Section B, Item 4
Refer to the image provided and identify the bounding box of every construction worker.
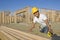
[29,7,53,37]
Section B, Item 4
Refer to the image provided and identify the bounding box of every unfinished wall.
[0,7,60,24]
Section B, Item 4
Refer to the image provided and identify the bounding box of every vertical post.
[47,10,52,22]
[10,14,11,24]
[8,15,10,24]
[2,11,5,24]
[52,10,56,22]
[14,13,17,23]
[27,11,30,23]
[26,7,31,24]
[0,12,1,24]
[58,12,60,22]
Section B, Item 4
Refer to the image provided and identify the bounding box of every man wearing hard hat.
[29,7,53,37]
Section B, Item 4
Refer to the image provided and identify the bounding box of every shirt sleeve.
[42,14,48,20]
[33,17,37,23]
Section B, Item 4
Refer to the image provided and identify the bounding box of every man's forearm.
[47,24,51,30]
[44,19,52,31]
[30,26,35,31]
[29,23,35,31]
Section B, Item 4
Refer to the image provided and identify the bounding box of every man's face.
[33,11,39,18]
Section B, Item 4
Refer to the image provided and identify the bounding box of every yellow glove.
[47,32,52,37]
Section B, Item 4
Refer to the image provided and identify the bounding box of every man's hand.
[28,23,35,32]
[28,26,35,32]
[44,19,53,33]
[48,25,53,33]
[49,28,53,33]
[29,29,32,32]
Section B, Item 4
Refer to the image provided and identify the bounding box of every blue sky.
[0,0,60,12]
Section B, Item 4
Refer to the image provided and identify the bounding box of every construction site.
[0,7,60,24]
[0,7,60,40]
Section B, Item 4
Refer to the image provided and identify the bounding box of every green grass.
[2,22,60,38]
[51,22,60,35]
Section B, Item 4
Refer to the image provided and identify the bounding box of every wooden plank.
[1,26,49,40]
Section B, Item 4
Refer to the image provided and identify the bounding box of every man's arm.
[29,22,35,32]
[44,19,53,32]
